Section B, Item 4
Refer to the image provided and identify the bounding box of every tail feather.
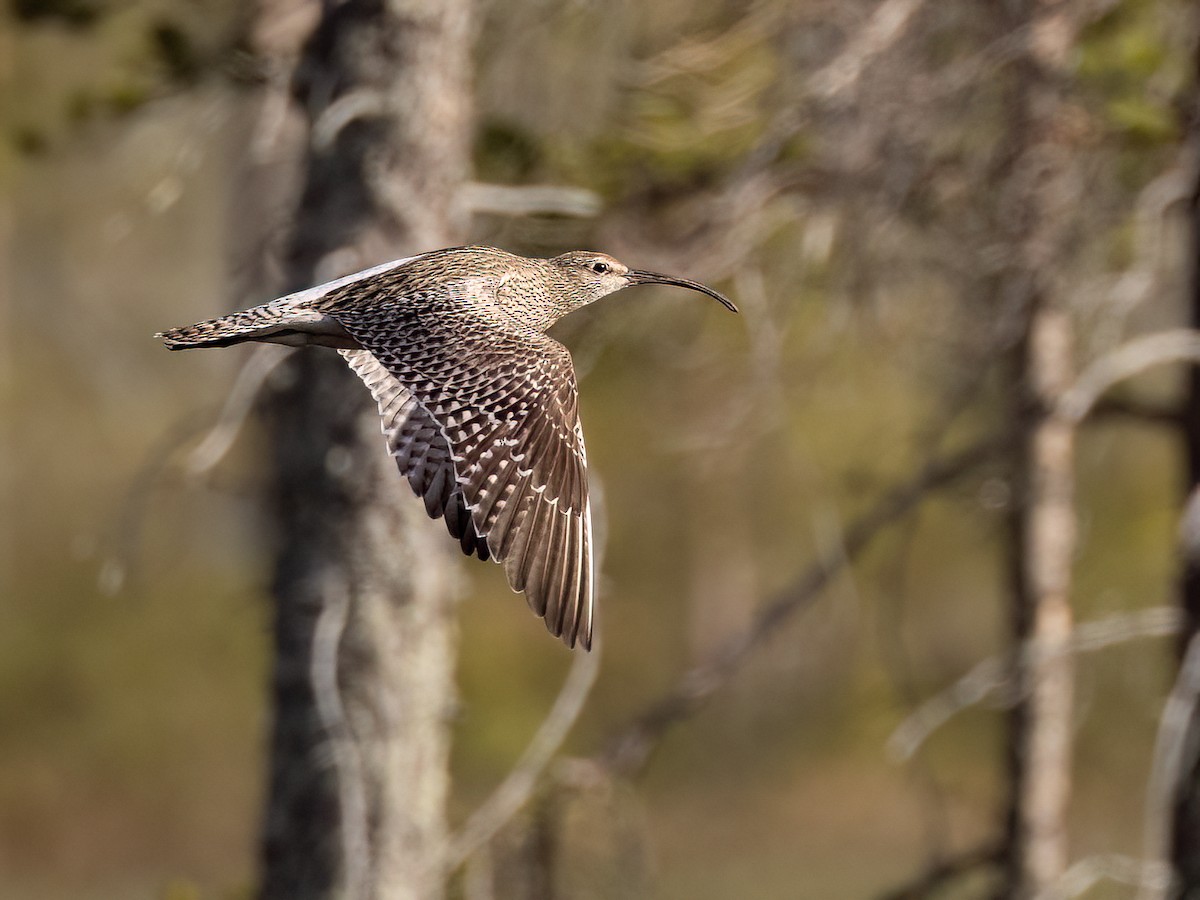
[156,318,264,350]
[157,300,357,350]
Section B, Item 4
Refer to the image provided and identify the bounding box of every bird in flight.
[158,246,737,650]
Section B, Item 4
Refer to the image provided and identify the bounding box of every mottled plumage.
[158,246,737,649]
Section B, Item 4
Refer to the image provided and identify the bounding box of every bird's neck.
[494,270,570,332]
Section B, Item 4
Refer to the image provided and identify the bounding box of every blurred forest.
[4,0,1200,898]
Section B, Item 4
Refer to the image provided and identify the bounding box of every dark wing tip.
[572,620,593,652]
[550,601,591,651]
[493,506,593,651]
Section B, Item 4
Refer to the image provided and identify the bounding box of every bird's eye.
[590,261,611,274]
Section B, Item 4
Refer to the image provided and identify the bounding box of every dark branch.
[1088,396,1186,429]
[877,841,1005,900]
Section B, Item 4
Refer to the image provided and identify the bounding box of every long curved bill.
[628,270,739,313]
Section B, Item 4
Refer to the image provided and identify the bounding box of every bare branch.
[1087,396,1185,428]
[809,0,927,101]
[311,580,371,900]
[251,56,302,163]
[104,416,213,596]
[887,607,1184,763]
[1085,155,1196,353]
[1060,329,1200,424]
[602,434,1004,777]
[445,631,603,870]
[1040,853,1172,900]
[106,346,293,595]
[312,88,388,151]
[186,345,296,478]
[877,841,1004,900]
[460,182,602,219]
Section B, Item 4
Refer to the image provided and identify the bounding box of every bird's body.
[159,246,736,649]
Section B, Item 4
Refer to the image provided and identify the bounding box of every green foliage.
[5,0,242,155]
[1105,96,1178,144]
[1077,0,1189,149]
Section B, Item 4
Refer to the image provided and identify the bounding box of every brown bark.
[253,2,475,898]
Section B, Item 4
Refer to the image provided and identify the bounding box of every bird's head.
[548,251,738,314]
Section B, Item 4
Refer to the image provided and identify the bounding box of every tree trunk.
[1170,97,1200,897]
[254,2,475,898]
[1006,308,1077,896]
[999,3,1082,896]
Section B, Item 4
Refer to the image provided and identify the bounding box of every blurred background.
[3,0,1200,897]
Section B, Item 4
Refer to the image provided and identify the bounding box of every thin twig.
[108,346,293,593]
[446,502,609,872]
[809,0,927,100]
[1088,396,1185,428]
[251,56,300,163]
[460,182,602,219]
[1085,154,1196,354]
[887,607,1184,763]
[312,579,371,900]
[602,434,1004,777]
[104,416,213,596]
[312,88,388,150]
[186,345,295,477]
[877,841,1004,900]
[735,0,929,177]
[1060,329,1200,424]
[445,632,603,870]
[1039,853,1172,900]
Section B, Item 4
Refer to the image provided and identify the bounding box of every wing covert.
[333,295,594,650]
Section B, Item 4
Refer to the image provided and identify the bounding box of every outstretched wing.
[339,349,490,562]
[332,300,594,650]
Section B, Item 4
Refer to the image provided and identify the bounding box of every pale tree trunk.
[250,2,476,898]
[999,2,1083,896]
[1007,309,1076,896]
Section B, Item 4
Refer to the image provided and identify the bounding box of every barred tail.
[156,300,356,351]
[156,315,264,350]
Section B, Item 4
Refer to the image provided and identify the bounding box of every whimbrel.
[158,246,737,649]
